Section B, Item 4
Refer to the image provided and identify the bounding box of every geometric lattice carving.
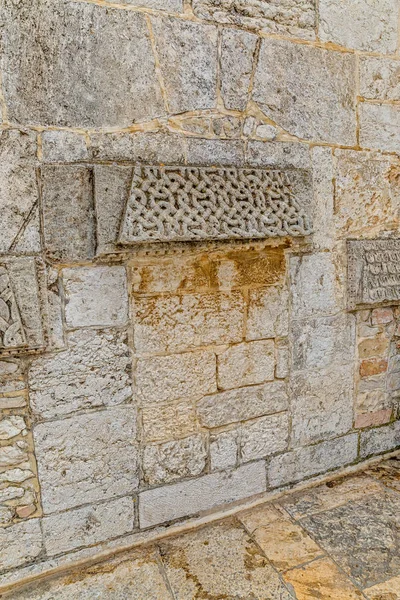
[0,266,27,349]
[118,166,312,244]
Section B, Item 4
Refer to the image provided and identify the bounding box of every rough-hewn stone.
[247,286,289,340]
[220,29,257,111]
[122,0,183,9]
[142,435,207,485]
[359,104,400,154]
[0,416,26,440]
[360,421,400,458]
[246,141,310,170]
[141,399,197,443]
[90,132,186,163]
[210,430,238,471]
[253,40,356,144]
[0,519,42,571]
[41,131,88,163]
[360,58,400,102]
[218,340,275,390]
[241,413,289,462]
[290,253,340,319]
[0,443,28,468]
[311,146,334,250]
[186,139,245,166]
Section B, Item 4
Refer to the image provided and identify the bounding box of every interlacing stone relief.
[0,267,26,351]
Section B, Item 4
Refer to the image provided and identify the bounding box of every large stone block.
[133,291,245,353]
[253,40,356,145]
[220,28,257,111]
[0,519,42,571]
[240,413,289,462]
[90,132,186,163]
[197,381,288,428]
[139,461,266,527]
[210,430,238,471]
[359,103,400,154]
[141,399,197,443]
[151,17,217,113]
[360,421,400,458]
[121,0,183,9]
[247,286,289,340]
[319,0,399,53]
[360,57,400,102]
[311,146,334,250]
[268,434,358,487]
[217,341,275,390]
[41,131,88,163]
[63,266,128,328]
[29,329,132,419]
[0,0,164,127]
[186,139,245,167]
[142,435,207,486]
[34,407,138,513]
[246,141,310,170]
[136,351,217,404]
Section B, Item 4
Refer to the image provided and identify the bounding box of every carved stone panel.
[118,166,312,245]
[348,239,400,309]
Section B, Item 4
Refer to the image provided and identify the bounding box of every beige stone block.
[355,409,392,429]
[63,266,128,328]
[0,519,42,571]
[142,435,207,486]
[365,575,400,600]
[0,442,28,468]
[41,131,88,163]
[358,336,389,359]
[360,103,400,154]
[130,255,211,295]
[210,248,286,291]
[136,351,216,404]
[0,416,26,440]
[247,286,288,340]
[210,430,238,471]
[218,341,275,390]
[220,28,257,111]
[240,413,289,462]
[141,399,197,443]
[360,57,400,101]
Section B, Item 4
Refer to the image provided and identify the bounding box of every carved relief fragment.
[0,267,26,350]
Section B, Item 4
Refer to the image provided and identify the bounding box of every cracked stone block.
[217,341,275,390]
[29,329,132,419]
[0,130,39,254]
[247,286,289,340]
[319,0,398,53]
[360,421,400,458]
[34,407,138,512]
[42,497,134,555]
[253,40,356,145]
[151,17,217,113]
[136,351,217,405]
[220,28,257,111]
[141,399,197,443]
[359,103,400,154]
[41,165,95,262]
[142,435,207,486]
[0,0,165,127]
[210,430,238,471]
[133,291,245,353]
[41,131,88,163]
[241,413,289,462]
[360,57,400,101]
[63,266,128,328]
[0,519,42,571]
[90,132,186,163]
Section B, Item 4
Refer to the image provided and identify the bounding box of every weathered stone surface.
[141,399,197,443]
[133,291,245,353]
[29,329,132,419]
[63,266,128,328]
[246,141,310,170]
[0,416,26,440]
[90,132,186,163]
[151,17,217,113]
[143,435,207,485]
[290,366,354,446]
[186,139,245,166]
[0,507,13,524]
[139,461,266,527]
[136,351,216,404]
[311,146,334,250]
[192,0,316,39]
[365,576,400,600]
[360,57,400,101]
[210,248,286,290]
[0,519,42,571]
[359,103,400,154]
[197,381,288,428]
[34,407,138,512]
[0,442,28,468]
[268,434,358,487]
[253,40,356,144]
[290,253,340,319]
[0,468,34,484]
[276,341,289,379]
[247,286,289,340]
[360,421,400,458]
[0,0,164,127]
[218,341,275,390]
[0,486,24,502]
[41,165,95,262]
[41,131,88,163]
[319,0,399,52]
[122,0,183,9]
[42,497,134,555]
[0,397,26,410]
[220,28,257,111]
[241,413,289,462]
[210,430,238,471]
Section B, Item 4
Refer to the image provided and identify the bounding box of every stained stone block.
[359,103,400,154]
[151,17,218,113]
[34,407,138,512]
[142,435,207,486]
[240,413,289,462]
[0,519,42,571]
[253,40,356,145]
[141,399,197,443]
[41,165,95,262]
[220,29,257,111]
[319,0,399,53]
[217,340,275,390]
[0,0,165,127]
[360,57,400,101]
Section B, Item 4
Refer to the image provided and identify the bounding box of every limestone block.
[142,435,207,486]
[241,413,289,462]
[41,165,95,262]
[29,329,132,419]
[268,434,358,487]
[0,442,28,468]
[319,0,398,53]
[211,116,242,138]
[290,366,354,446]
[121,0,183,9]
[290,253,340,319]
[360,57,400,101]
[151,17,217,113]
[210,248,286,291]
[197,381,288,428]
[253,40,356,145]
[186,139,245,166]
[0,416,26,440]
[210,430,238,471]
[276,341,289,379]
[133,291,245,353]
[246,141,310,170]
[43,497,134,555]
[360,421,400,458]
[0,0,164,127]
[192,0,316,40]
[90,132,186,163]
[136,351,216,404]
[130,256,210,295]
[141,399,197,443]
[139,461,266,527]
[34,407,138,512]
[359,104,400,154]
[0,507,13,525]
[41,131,88,163]
[255,125,278,141]
[0,468,34,484]
[311,146,334,250]
[0,130,39,254]
[247,286,289,340]
[0,519,42,571]
[218,341,275,390]
[63,266,128,328]
[0,486,24,502]
[220,28,257,111]
[333,150,400,238]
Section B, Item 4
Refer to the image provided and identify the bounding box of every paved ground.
[5,456,400,599]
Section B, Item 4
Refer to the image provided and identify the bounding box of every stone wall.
[0,0,400,585]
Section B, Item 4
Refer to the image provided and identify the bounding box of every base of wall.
[2,447,399,597]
